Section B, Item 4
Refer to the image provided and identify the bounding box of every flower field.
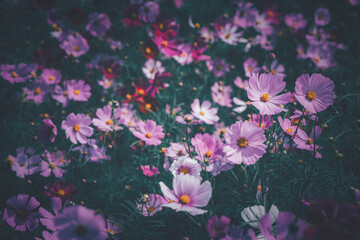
[0,0,360,239]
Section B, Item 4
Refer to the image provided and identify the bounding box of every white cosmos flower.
[241,204,279,228]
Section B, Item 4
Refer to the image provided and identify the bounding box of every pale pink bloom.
[191,98,219,125]
[132,120,165,146]
[244,58,261,78]
[217,23,242,45]
[92,105,123,132]
[142,59,165,80]
[138,194,164,216]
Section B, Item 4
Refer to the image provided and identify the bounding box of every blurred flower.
[40,150,67,178]
[159,174,212,216]
[72,139,110,162]
[211,82,232,107]
[169,156,202,178]
[132,120,165,146]
[7,147,41,178]
[247,73,291,115]
[39,197,62,231]
[206,58,230,78]
[173,44,193,65]
[139,1,159,23]
[191,98,220,125]
[44,180,76,201]
[66,79,91,102]
[223,120,267,165]
[51,81,70,107]
[277,116,297,136]
[141,40,159,59]
[61,113,94,144]
[86,13,111,37]
[106,217,124,240]
[234,76,248,90]
[217,23,242,45]
[263,60,286,78]
[3,194,41,232]
[142,59,165,79]
[294,73,336,114]
[60,33,89,57]
[232,97,247,113]
[315,8,330,26]
[138,194,164,216]
[243,58,260,78]
[41,68,61,85]
[39,118,57,144]
[23,80,50,104]
[206,215,231,239]
[53,205,107,240]
[141,165,160,177]
[97,76,113,90]
[123,3,142,27]
[241,204,279,229]
[1,63,36,84]
[233,1,257,28]
[285,13,307,30]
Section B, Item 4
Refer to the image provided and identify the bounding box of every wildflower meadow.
[1,0,360,239]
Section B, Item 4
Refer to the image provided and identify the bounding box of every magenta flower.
[141,165,160,177]
[41,68,61,84]
[234,76,249,90]
[191,133,223,172]
[39,197,62,231]
[285,13,307,30]
[23,80,50,104]
[211,81,232,107]
[294,126,322,158]
[152,34,182,57]
[315,8,330,26]
[251,114,273,129]
[72,139,110,162]
[206,215,231,239]
[39,118,57,144]
[1,63,36,84]
[223,120,267,165]
[294,73,336,114]
[247,73,291,115]
[40,150,67,178]
[139,1,159,23]
[7,147,41,178]
[3,194,41,232]
[60,33,89,57]
[169,156,202,178]
[132,120,165,146]
[159,174,212,216]
[278,116,297,136]
[243,58,261,78]
[191,98,219,125]
[66,79,91,102]
[86,13,111,37]
[138,194,164,216]
[61,113,94,144]
[53,205,107,240]
[173,44,193,66]
[92,105,123,132]
[52,81,70,107]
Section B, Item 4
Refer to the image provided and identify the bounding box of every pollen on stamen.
[161,41,168,47]
[145,132,152,138]
[204,150,212,158]
[145,47,151,54]
[180,167,190,175]
[306,91,316,100]
[145,103,151,109]
[73,45,79,51]
[106,119,113,125]
[237,137,248,148]
[179,194,190,204]
[73,124,81,132]
[57,189,65,196]
[199,111,205,116]
[48,76,54,81]
[260,93,270,102]
[11,72,18,78]
[74,89,80,95]
[286,128,293,133]
[35,87,42,95]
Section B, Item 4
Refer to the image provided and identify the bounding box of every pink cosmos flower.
[217,23,242,45]
[3,194,41,232]
[169,156,202,178]
[285,13,307,30]
[206,215,231,239]
[159,174,212,216]
[60,33,89,57]
[41,68,61,84]
[132,120,165,146]
[138,194,164,216]
[223,120,267,165]
[294,73,336,114]
[52,81,70,107]
[86,13,111,37]
[315,8,330,26]
[66,79,91,102]
[294,126,322,158]
[1,63,37,84]
[41,150,67,178]
[72,139,110,162]
[206,58,230,77]
[23,80,50,104]
[39,118,57,144]
[61,113,94,144]
[152,33,182,57]
[191,98,219,125]
[263,60,286,78]
[191,133,223,172]
[92,105,123,132]
[7,147,41,178]
[141,165,160,177]
[142,59,165,80]
[278,116,297,136]
[251,114,273,129]
[97,76,114,90]
[233,2,257,28]
[247,73,291,115]
[211,82,232,107]
[243,58,261,78]
[39,197,62,231]
[166,142,191,160]
[254,13,274,35]
[199,27,215,43]
[139,1,159,23]
[173,44,193,65]
[234,76,249,90]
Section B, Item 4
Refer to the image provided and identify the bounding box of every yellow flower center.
[73,45,79,51]
[126,94,132,100]
[177,150,185,156]
[57,189,65,196]
[247,66,252,72]
[145,47,151,54]
[106,119,113,125]
[292,22,297,27]
[260,93,270,102]
[180,167,190,175]
[270,69,275,75]
[73,124,81,132]
[74,89,80,95]
[107,229,114,235]
[161,41,168,47]
[64,91,68,96]
[286,128,293,133]
[148,206,155,213]
[49,76,54,81]
[159,23,164,30]
[258,123,265,128]
[195,23,200,28]
[138,89,145,95]
[150,68,155,73]
[237,137,248,148]
[257,185,262,191]
[306,138,313,145]
[35,87,42,95]
[145,132,152,138]
[107,68,112,73]
[199,111,205,116]
[225,33,230,39]
[180,194,190,204]
[50,163,55,169]
[306,91,316,100]
[7,157,14,165]
[11,72,18,78]
[145,103,151,109]
[204,150,212,158]
[314,57,320,62]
